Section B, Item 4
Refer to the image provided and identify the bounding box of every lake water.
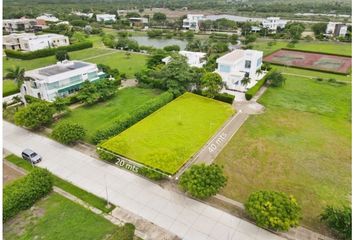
[129,36,188,50]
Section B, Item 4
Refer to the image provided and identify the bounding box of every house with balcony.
[162,51,207,68]
[96,14,116,22]
[182,14,205,31]
[3,18,37,33]
[325,22,348,37]
[261,17,287,33]
[3,33,35,50]
[21,60,106,102]
[215,49,264,92]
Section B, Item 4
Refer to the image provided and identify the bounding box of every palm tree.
[256,68,263,76]
[241,76,251,87]
[5,66,25,88]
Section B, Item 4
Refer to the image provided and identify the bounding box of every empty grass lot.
[4,193,118,240]
[252,39,352,56]
[215,75,351,233]
[3,79,19,97]
[102,92,235,174]
[57,87,161,142]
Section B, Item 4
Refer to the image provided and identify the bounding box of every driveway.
[3,121,283,240]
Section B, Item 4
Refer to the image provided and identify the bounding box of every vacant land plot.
[57,87,161,142]
[3,80,19,97]
[4,193,118,240]
[264,49,352,74]
[102,93,235,174]
[215,75,351,232]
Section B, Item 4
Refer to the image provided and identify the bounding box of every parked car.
[21,149,42,164]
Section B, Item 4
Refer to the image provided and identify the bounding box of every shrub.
[179,164,227,199]
[52,122,86,144]
[3,168,53,222]
[214,93,235,104]
[55,50,70,61]
[163,45,180,52]
[14,102,55,129]
[320,205,351,240]
[245,190,301,231]
[110,223,135,240]
[245,70,273,100]
[267,71,286,87]
[96,147,117,162]
[24,94,45,104]
[5,41,93,60]
[138,167,166,181]
[93,92,173,144]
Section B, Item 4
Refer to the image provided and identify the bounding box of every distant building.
[3,33,69,51]
[128,17,149,28]
[36,13,59,23]
[72,11,94,18]
[326,22,348,37]
[182,14,205,31]
[215,49,263,92]
[3,18,37,33]
[21,60,105,101]
[261,17,287,33]
[96,14,116,22]
[162,51,207,68]
[251,26,261,32]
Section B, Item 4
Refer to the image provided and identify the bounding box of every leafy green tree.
[5,66,25,88]
[70,31,87,43]
[52,97,70,113]
[266,71,286,87]
[312,22,327,38]
[190,67,206,91]
[55,50,70,62]
[52,122,86,144]
[77,81,100,104]
[147,50,168,69]
[201,72,223,98]
[286,23,305,41]
[126,12,140,18]
[245,190,301,231]
[163,45,180,52]
[244,33,257,44]
[14,102,55,130]
[95,79,117,101]
[321,205,351,240]
[152,12,166,22]
[179,164,227,199]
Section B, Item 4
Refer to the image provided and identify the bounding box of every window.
[219,64,231,73]
[46,81,59,90]
[37,93,41,99]
[245,60,251,69]
[257,57,262,67]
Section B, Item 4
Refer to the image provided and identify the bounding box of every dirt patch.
[3,162,24,185]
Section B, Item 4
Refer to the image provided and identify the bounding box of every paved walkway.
[3,121,283,240]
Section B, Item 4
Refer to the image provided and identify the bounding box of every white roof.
[179,51,206,58]
[217,49,262,64]
[21,33,67,41]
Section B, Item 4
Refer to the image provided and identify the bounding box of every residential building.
[72,11,94,18]
[3,33,69,51]
[36,13,59,23]
[128,17,149,28]
[326,22,348,37]
[251,26,261,32]
[21,60,105,101]
[182,14,205,31]
[215,49,263,92]
[96,14,116,22]
[162,51,207,68]
[261,17,287,32]
[3,18,37,33]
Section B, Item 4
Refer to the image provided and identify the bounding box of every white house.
[5,33,69,51]
[3,33,35,50]
[182,14,205,31]
[21,60,106,101]
[261,17,287,32]
[96,14,116,22]
[72,11,94,18]
[36,13,59,23]
[326,22,348,37]
[215,49,264,92]
[3,18,37,33]
[162,51,207,68]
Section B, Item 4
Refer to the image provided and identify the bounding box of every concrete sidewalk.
[3,121,284,240]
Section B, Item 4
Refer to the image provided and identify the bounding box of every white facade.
[162,51,207,68]
[3,18,37,33]
[262,17,287,32]
[326,22,348,37]
[182,14,205,31]
[96,14,116,22]
[15,34,69,51]
[21,61,105,102]
[72,11,94,18]
[215,49,263,92]
[3,33,35,50]
[36,13,59,23]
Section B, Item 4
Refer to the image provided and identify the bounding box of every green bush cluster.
[52,122,86,144]
[138,167,166,181]
[109,223,135,240]
[3,168,53,222]
[320,205,351,240]
[214,93,235,104]
[245,70,273,100]
[96,148,117,163]
[245,190,301,231]
[93,92,174,144]
[5,41,93,60]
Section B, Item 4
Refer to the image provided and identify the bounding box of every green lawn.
[252,39,352,56]
[3,79,19,97]
[102,92,235,174]
[57,87,161,142]
[215,75,351,233]
[4,193,118,240]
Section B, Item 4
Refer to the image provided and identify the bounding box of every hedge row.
[281,47,352,58]
[3,168,53,222]
[214,93,235,104]
[245,71,274,100]
[93,91,174,144]
[5,41,93,60]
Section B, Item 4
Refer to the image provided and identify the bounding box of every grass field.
[102,92,235,174]
[3,80,19,97]
[252,39,352,56]
[215,75,351,233]
[4,193,118,240]
[57,87,161,142]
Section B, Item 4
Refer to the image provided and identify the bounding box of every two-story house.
[182,14,205,31]
[261,17,287,33]
[21,60,106,101]
[215,49,263,92]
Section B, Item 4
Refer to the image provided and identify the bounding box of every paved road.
[3,121,283,240]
